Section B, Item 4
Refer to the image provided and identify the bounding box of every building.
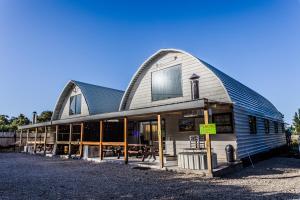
[18,49,285,170]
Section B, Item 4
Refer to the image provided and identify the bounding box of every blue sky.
[0,0,299,123]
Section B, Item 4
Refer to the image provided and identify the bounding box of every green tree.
[37,111,53,123]
[292,109,300,134]
[9,114,31,131]
[0,115,10,131]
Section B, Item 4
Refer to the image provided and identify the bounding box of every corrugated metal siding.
[233,105,285,159]
[123,52,230,110]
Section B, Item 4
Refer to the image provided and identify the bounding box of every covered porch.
[18,98,236,175]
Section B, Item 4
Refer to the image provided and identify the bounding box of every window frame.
[191,79,200,100]
[274,121,279,133]
[281,123,285,133]
[248,115,257,134]
[69,94,82,116]
[151,64,183,101]
[212,113,234,134]
[264,119,270,134]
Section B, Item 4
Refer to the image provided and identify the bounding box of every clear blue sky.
[0,0,299,123]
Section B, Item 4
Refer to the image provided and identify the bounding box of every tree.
[37,111,53,123]
[0,115,10,132]
[292,109,300,134]
[9,114,31,131]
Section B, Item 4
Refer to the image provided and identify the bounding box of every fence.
[0,132,16,148]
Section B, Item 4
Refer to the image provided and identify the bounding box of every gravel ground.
[0,153,299,200]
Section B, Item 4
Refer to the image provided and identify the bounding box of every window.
[179,118,195,132]
[191,79,199,100]
[151,65,183,101]
[249,116,257,134]
[281,123,285,133]
[274,121,278,133]
[212,113,233,134]
[264,119,270,134]
[69,94,81,115]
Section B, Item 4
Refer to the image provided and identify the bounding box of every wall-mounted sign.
[200,124,216,135]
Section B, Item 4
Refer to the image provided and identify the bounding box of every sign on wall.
[199,124,216,135]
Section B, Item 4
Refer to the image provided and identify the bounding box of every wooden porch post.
[99,120,104,160]
[55,125,59,143]
[26,129,29,146]
[20,129,23,147]
[124,117,128,164]
[68,124,73,157]
[43,126,47,155]
[34,127,38,153]
[204,109,213,175]
[53,125,59,156]
[79,123,84,158]
[157,114,164,168]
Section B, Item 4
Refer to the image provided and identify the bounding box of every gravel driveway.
[0,153,299,200]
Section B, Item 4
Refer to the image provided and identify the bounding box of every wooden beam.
[82,141,100,145]
[34,128,38,153]
[157,114,164,168]
[204,109,213,175]
[55,125,59,143]
[99,120,103,160]
[68,124,72,157]
[124,117,128,164]
[26,129,29,146]
[43,126,47,155]
[20,129,23,147]
[79,123,84,157]
[102,142,124,146]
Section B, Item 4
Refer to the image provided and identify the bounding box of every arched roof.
[52,80,124,120]
[119,49,282,120]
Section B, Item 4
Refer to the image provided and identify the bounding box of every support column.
[34,128,38,153]
[20,129,23,147]
[204,109,213,175]
[68,124,73,157]
[43,126,47,155]
[53,125,59,156]
[124,117,128,164]
[26,129,29,147]
[79,123,84,158]
[157,114,164,168]
[99,120,104,160]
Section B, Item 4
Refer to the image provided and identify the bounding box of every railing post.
[124,117,128,164]
[157,114,164,168]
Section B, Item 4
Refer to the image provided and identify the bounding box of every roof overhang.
[19,99,232,129]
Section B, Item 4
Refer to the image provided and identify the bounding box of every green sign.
[200,124,216,135]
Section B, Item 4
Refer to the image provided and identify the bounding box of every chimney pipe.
[32,111,37,124]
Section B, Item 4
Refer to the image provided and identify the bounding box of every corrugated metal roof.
[52,80,124,120]
[73,81,124,115]
[119,49,283,120]
[201,61,283,120]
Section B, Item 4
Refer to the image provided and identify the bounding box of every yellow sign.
[200,124,216,135]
